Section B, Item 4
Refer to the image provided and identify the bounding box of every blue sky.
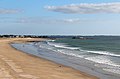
[0,0,120,35]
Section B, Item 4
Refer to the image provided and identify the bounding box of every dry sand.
[0,38,99,79]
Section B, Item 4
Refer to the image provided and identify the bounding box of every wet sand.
[0,38,98,79]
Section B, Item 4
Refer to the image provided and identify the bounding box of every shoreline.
[0,38,98,79]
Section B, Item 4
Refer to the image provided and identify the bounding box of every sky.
[0,0,120,35]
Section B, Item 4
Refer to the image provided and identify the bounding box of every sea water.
[11,36,120,79]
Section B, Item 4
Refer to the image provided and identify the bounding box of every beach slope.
[0,38,98,79]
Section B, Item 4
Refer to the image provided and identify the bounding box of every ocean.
[11,36,120,79]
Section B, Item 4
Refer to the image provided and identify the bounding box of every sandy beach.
[0,38,98,79]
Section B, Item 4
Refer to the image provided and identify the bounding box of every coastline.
[0,38,98,79]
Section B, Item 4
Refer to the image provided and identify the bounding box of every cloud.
[0,17,81,24]
[62,18,81,23]
[16,18,81,24]
[45,2,120,14]
[0,9,22,14]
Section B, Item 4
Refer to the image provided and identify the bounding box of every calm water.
[12,36,120,79]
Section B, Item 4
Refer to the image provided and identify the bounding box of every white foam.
[95,64,120,75]
[103,68,120,74]
[47,40,56,42]
[85,56,120,67]
[87,50,120,57]
[35,41,120,75]
[33,41,120,75]
[47,42,79,50]
[57,50,84,58]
